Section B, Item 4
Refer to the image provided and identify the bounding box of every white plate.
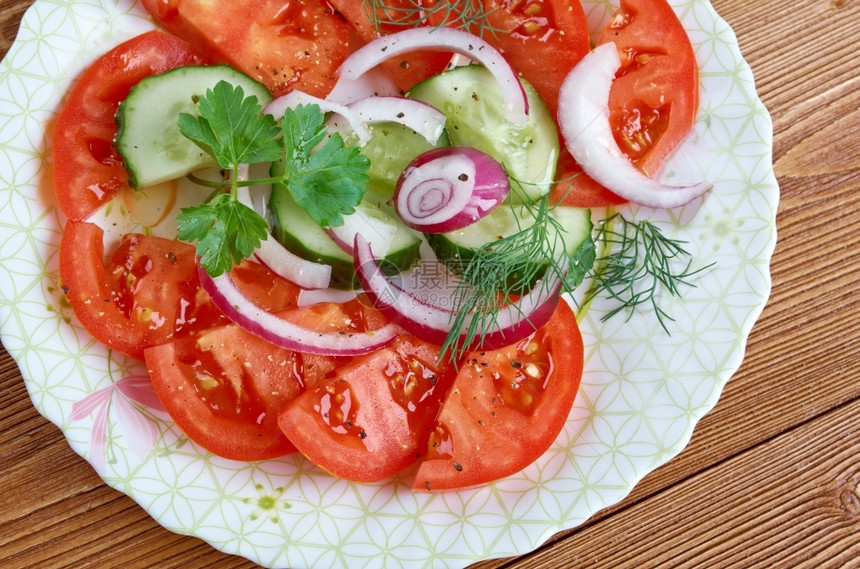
[0,1,778,567]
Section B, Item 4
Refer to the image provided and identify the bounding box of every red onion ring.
[336,27,529,126]
[199,265,401,356]
[346,96,447,145]
[557,42,712,209]
[252,236,332,290]
[393,146,509,233]
[235,186,332,289]
[353,234,564,352]
[265,90,372,145]
[323,205,398,257]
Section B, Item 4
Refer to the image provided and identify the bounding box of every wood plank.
[0,0,28,46]
[476,399,860,568]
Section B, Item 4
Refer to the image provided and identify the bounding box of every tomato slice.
[599,0,699,176]
[424,0,590,117]
[145,324,304,460]
[554,0,700,207]
[146,299,385,461]
[52,30,205,221]
[274,297,393,387]
[59,221,300,360]
[549,147,630,207]
[480,0,590,117]
[328,0,453,92]
[141,0,352,98]
[278,335,456,482]
[412,300,583,491]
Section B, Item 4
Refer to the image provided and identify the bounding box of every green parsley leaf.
[178,80,282,169]
[176,86,370,277]
[177,194,269,277]
[278,103,370,227]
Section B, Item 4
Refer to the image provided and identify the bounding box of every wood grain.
[2,0,860,567]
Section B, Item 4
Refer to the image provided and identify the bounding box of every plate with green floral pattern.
[0,0,777,567]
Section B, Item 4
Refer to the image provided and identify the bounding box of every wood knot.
[838,489,860,516]
[831,0,848,8]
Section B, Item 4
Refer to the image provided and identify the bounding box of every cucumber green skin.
[272,223,421,290]
[408,65,560,201]
[269,179,421,290]
[426,205,595,292]
[115,65,271,189]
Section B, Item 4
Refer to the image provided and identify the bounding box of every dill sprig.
[583,213,714,332]
[439,181,585,361]
[362,0,505,38]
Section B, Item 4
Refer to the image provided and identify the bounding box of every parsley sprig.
[176,81,370,276]
[278,102,372,227]
[178,81,283,168]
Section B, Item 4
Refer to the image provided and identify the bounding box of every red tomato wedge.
[278,335,457,482]
[52,30,204,221]
[140,0,352,98]
[59,222,300,361]
[554,0,700,207]
[413,300,583,492]
[550,148,629,208]
[145,300,389,461]
[478,0,590,117]
[145,324,305,460]
[425,0,590,117]
[599,0,700,176]
[273,297,393,386]
[328,0,453,92]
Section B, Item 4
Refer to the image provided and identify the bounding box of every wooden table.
[2,1,859,567]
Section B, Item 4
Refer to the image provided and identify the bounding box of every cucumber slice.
[362,123,450,191]
[408,65,559,201]
[426,203,594,290]
[269,183,422,289]
[334,121,450,195]
[115,65,272,189]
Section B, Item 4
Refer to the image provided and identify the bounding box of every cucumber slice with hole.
[115,65,272,189]
[408,64,559,201]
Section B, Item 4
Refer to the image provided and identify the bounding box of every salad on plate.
[0,0,778,567]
